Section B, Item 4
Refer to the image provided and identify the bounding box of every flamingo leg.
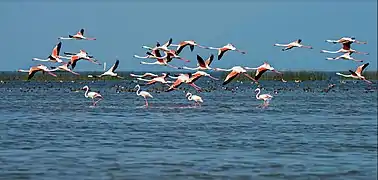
[144,97,148,107]
[94,97,103,106]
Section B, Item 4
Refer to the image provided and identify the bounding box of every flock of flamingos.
[17,29,373,107]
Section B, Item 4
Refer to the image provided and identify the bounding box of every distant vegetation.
[1,71,377,82]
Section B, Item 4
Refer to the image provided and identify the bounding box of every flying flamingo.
[130,73,159,78]
[142,38,172,52]
[32,42,64,63]
[64,51,95,58]
[18,64,57,80]
[336,63,372,84]
[96,59,123,78]
[58,29,96,40]
[140,53,182,69]
[321,42,369,55]
[165,50,191,62]
[207,43,246,60]
[135,84,153,107]
[170,40,209,54]
[50,62,80,75]
[166,73,202,92]
[82,85,103,106]
[137,73,173,85]
[326,52,363,62]
[326,37,367,44]
[213,66,257,85]
[186,92,203,106]
[255,88,273,107]
[62,50,101,69]
[244,62,286,82]
[183,54,214,71]
[189,71,219,83]
[274,39,313,51]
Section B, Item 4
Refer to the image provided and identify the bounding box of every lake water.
[0,79,377,180]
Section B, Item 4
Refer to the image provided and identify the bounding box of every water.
[0,79,377,180]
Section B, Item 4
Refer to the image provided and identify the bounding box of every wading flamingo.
[207,43,246,60]
[183,54,214,70]
[32,42,64,63]
[186,92,203,106]
[321,42,369,55]
[135,84,153,107]
[326,37,367,44]
[274,39,313,51]
[244,62,286,82]
[82,85,103,106]
[58,29,96,40]
[170,40,209,54]
[213,66,257,85]
[336,63,372,84]
[255,88,273,107]
[18,64,57,80]
[326,52,363,62]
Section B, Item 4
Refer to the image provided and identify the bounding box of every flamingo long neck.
[215,68,232,72]
[140,61,158,65]
[187,93,193,100]
[255,89,261,99]
[321,50,338,54]
[336,73,352,78]
[182,66,198,70]
[18,69,29,72]
[136,86,141,96]
[84,88,89,98]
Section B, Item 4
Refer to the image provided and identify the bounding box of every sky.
[0,1,377,72]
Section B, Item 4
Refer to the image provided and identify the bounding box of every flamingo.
[82,85,103,106]
[50,62,80,75]
[140,53,182,69]
[166,73,202,92]
[96,59,123,78]
[58,29,96,40]
[165,50,191,62]
[321,42,369,55]
[326,52,363,62]
[207,43,246,60]
[130,72,159,78]
[188,71,219,83]
[326,37,367,44]
[32,42,64,63]
[62,50,101,69]
[186,92,203,106]
[244,62,286,82]
[336,63,372,84]
[255,88,273,107]
[170,40,209,54]
[137,73,173,85]
[142,38,172,52]
[213,66,257,85]
[274,39,312,51]
[64,51,95,58]
[18,64,57,80]
[183,54,214,71]
[135,84,153,107]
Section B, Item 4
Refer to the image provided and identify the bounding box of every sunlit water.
[0,79,377,179]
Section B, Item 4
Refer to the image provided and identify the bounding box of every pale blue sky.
[0,1,376,72]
